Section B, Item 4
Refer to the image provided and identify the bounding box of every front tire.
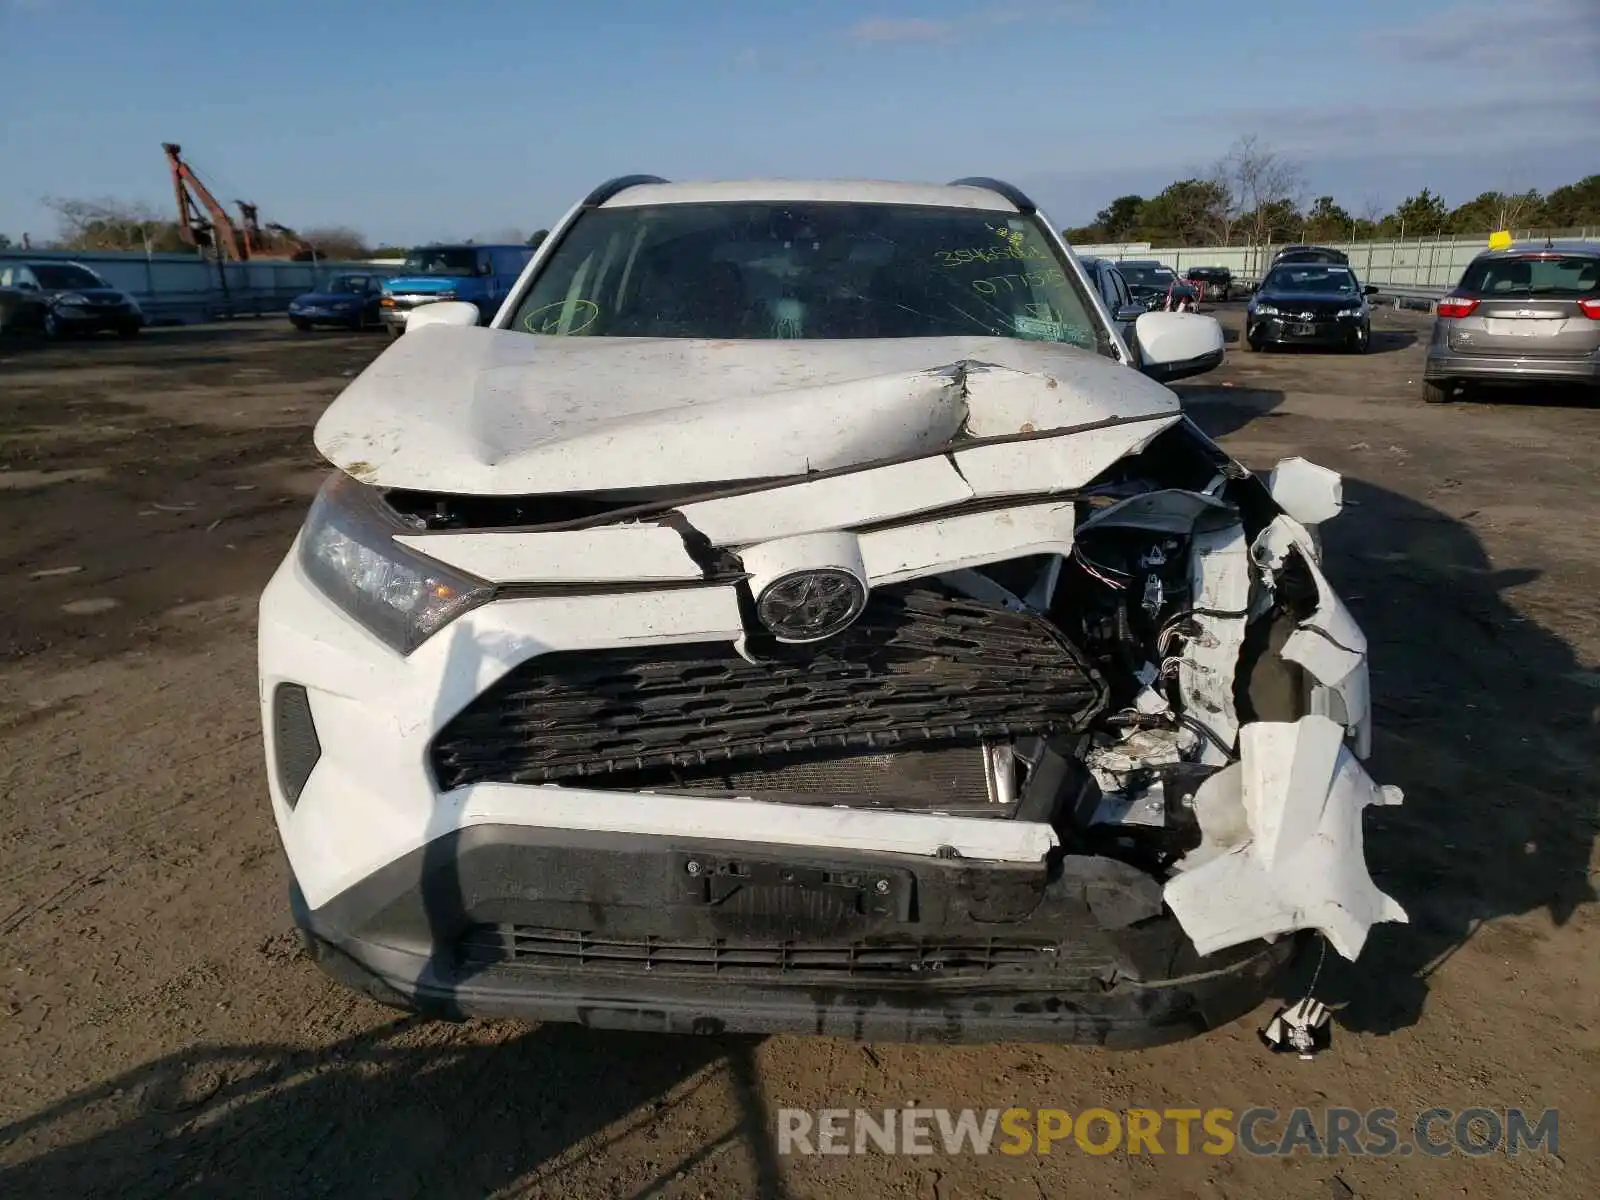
[43,311,61,339]
[1348,325,1369,354]
[117,324,141,339]
[291,317,312,331]
[1422,379,1452,404]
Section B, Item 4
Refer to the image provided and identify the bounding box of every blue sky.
[3,0,1596,245]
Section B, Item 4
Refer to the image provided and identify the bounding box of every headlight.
[56,293,89,307]
[1253,304,1280,317]
[298,474,492,654]
[1336,307,1362,318]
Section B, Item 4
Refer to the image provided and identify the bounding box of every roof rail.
[582,175,669,208]
[947,177,1037,214]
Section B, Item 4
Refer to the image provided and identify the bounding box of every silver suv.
[1423,240,1600,403]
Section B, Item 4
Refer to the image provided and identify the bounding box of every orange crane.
[163,143,314,261]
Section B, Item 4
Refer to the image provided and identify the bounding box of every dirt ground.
[1,310,1596,1199]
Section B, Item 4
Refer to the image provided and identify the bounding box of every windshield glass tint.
[508,202,1110,352]
[403,249,478,275]
[1459,255,1599,297]
[1264,267,1358,294]
[325,275,369,293]
[33,264,106,290]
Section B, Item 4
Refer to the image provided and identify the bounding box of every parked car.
[1270,245,1350,267]
[379,244,536,336]
[1076,254,1145,344]
[1245,262,1378,353]
[1422,240,1600,403]
[288,272,385,331]
[1115,260,1200,310]
[260,174,1403,1048]
[0,259,144,338]
[1183,265,1233,301]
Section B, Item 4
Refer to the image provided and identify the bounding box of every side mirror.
[406,300,483,331]
[15,280,39,292]
[1363,284,1379,295]
[1134,311,1225,383]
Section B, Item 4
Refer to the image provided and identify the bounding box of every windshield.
[1119,265,1176,287]
[32,264,108,290]
[324,274,370,294]
[402,248,479,276]
[507,202,1111,353]
[1263,266,1359,294]
[1458,255,1599,297]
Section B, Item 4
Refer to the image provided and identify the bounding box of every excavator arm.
[163,143,246,261]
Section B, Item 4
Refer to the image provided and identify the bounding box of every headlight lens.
[1254,303,1280,316]
[56,292,89,307]
[1336,307,1362,318]
[298,474,492,654]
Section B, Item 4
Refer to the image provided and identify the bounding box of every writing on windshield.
[508,202,1112,353]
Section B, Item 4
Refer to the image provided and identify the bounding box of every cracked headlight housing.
[298,473,491,654]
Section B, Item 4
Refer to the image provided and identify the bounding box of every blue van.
[380,244,536,335]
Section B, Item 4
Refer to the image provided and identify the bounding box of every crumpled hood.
[314,327,1180,495]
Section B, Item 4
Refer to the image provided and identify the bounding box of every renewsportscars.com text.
[776,1106,1559,1158]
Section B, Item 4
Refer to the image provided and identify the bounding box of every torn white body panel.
[675,416,1178,546]
[1163,715,1406,961]
[1254,515,1373,758]
[313,328,1178,495]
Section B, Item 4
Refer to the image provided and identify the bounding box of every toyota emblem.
[755,569,868,642]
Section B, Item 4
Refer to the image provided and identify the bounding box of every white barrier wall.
[1071,231,1596,291]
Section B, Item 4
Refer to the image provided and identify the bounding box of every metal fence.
[0,247,401,325]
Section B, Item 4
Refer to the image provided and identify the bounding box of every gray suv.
[1423,240,1600,403]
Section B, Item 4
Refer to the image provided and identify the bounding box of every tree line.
[0,198,548,259]
[1061,136,1599,248]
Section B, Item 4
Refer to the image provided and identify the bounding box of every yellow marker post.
[1488,230,1513,250]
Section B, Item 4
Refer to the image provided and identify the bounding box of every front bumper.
[1249,316,1360,347]
[56,305,142,331]
[291,307,361,325]
[261,541,1300,1045]
[1423,345,1600,383]
[291,823,1299,1045]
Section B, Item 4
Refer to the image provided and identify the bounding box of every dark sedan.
[0,260,144,337]
[1245,263,1378,353]
[287,273,385,330]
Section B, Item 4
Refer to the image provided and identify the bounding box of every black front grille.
[430,587,1107,790]
[459,925,1071,979]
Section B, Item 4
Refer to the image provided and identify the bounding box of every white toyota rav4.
[259,176,1405,1046]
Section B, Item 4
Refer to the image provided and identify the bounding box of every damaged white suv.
[260,176,1405,1046]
